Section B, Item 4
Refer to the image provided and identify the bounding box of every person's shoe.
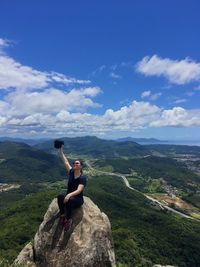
[59,215,65,226]
[63,218,72,231]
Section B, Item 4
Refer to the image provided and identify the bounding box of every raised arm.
[59,147,72,173]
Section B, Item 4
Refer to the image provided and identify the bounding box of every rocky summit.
[14,197,116,267]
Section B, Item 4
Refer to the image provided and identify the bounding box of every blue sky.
[0,0,200,140]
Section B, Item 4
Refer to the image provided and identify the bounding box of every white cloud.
[1,86,101,117]
[50,72,90,85]
[174,98,187,104]
[1,99,200,137]
[77,87,101,97]
[0,38,91,90]
[150,107,200,127]
[141,90,162,100]
[110,72,121,79]
[0,39,7,47]
[0,56,49,90]
[1,100,159,135]
[141,90,151,98]
[91,65,106,76]
[150,92,162,100]
[0,55,91,90]
[0,38,199,137]
[0,116,7,126]
[0,37,102,137]
[0,99,9,112]
[104,101,161,130]
[136,55,200,85]
[0,38,10,50]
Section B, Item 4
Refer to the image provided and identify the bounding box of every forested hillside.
[1,140,200,266]
[96,156,200,190]
[0,142,66,183]
[146,144,200,156]
[34,136,150,157]
[1,175,200,267]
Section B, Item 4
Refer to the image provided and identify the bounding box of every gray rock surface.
[13,242,36,267]
[14,197,116,267]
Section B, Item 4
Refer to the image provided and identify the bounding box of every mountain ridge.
[34,135,150,158]
[0,141,66,183]
[116,137,168,144]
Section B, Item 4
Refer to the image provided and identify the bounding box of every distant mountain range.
[1,136,200,160]
[116,137,168,144]
[0,138,150,183]
[1,136,199,146]
[0,141,66,183]
[0,137,48,145]
[34,136,149,158]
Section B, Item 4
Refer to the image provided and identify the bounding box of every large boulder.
[14,197,116,267]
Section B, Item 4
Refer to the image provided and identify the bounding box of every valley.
[85,160,200,221]
[0,137,200,267]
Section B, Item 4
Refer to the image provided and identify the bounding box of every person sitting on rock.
[57,147,87,231]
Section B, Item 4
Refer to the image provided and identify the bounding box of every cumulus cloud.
[136,55,200,85]
[0,56,49,90]
[1,38,199,137]
[150,107,200,127]
[0,55,91,90]
[1,99,200,137]
[104,101,161,131]
[0,101,147,135]
[0,86,101,117]
[0,37,102,137]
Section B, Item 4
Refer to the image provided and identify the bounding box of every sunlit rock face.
[14,197,116,267]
